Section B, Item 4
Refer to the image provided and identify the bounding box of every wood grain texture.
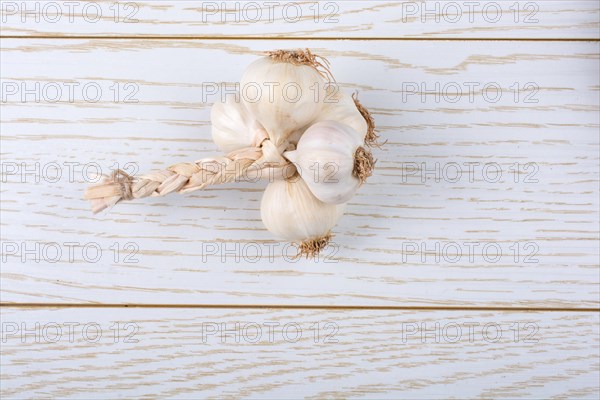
[1,0,599,39]
[1,2,599,398]
[1,39,598,306]
[1,307,598,399]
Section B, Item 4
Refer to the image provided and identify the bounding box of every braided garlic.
[84,49,379,257]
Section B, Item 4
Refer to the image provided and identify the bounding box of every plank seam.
[1,36,599,41]
[1,304,599,312]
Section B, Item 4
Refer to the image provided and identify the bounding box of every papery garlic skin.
[315,88,369,141]
[240,56,327,147]
[211,94,266,153]
[284,121,363,205]
[261,176,345,242]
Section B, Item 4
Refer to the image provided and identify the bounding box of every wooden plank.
[1,1,599,39]
[1,307,598,398]
[1,39,598,306]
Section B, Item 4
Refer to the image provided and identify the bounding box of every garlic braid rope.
[84,138,293,214]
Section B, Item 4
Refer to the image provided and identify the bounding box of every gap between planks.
[1,35,599,41]
[1,303,599,312]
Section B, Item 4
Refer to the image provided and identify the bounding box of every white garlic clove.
[240,51,328,147]
[316,87,369,141]
[284,148,358,205]
[211,94,267,153]
[261,176,345,255]
[284,120,370,204]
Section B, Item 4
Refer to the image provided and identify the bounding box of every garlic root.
[353,146,376,184]
[352,92,380,147]
[267,48,335,83]
[295,232,333,259]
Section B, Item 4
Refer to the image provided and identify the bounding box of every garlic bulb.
[240,50,329,147]
[261,176,345,256]
[211,93,267,153]
[284,121,374,204]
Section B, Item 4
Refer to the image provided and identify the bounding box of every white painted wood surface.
[1,0,599,39]
[1,39,598,306]
[1,307,599,399]
[1,1,599,398]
